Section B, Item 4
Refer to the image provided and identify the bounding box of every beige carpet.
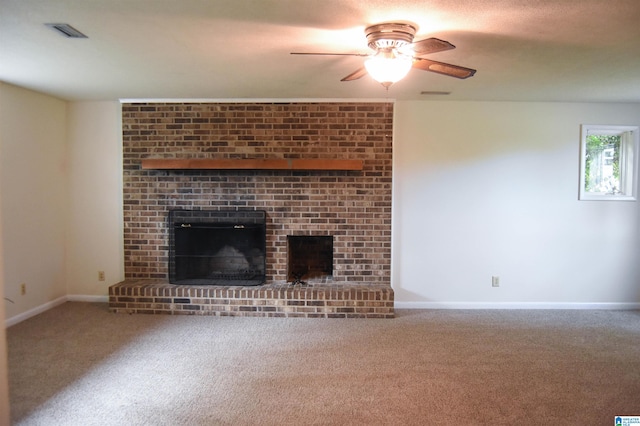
[6,302,640,425]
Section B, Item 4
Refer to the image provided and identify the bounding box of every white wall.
[3,92,639,316]
[65,102,123,297]
[393,101,640,308]
[0,83,68,319]
[33,98,640,308]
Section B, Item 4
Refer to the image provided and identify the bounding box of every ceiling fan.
[291,22,476,88]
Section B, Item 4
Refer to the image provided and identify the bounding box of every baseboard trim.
[5,296,68,328]
[395,301,640,310]
[5,295,109,327]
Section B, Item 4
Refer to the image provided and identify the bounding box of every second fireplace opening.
[287,235,333,284]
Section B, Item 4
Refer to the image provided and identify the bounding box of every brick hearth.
[110,280,394,318]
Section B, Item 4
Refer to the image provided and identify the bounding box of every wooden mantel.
[141,158,364,171]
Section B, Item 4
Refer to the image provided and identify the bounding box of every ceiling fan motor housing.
[365,23,417,50]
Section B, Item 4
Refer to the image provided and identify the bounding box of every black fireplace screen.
[169,210,266,286]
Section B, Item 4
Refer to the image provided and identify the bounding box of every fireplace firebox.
[169,210,266,286]
[287,235,333,283]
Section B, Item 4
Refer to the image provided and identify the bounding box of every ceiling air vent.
[420,91,451,96]
[45,23,88,38]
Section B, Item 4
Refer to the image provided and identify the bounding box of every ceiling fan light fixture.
[292,20,476,86]
[364,50,413,88]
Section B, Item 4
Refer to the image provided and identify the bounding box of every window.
[579,125,639,201]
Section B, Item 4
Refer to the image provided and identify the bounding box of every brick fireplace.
[109,102,394,317]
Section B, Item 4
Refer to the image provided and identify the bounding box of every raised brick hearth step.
[109,280,394,318]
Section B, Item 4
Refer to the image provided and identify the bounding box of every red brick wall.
[122,102,392,286]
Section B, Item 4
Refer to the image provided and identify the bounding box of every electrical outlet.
[20,283,26,295]
[492,276,500,287]
[98,271,105,281]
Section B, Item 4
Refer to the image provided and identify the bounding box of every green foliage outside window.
[585,134,620,193]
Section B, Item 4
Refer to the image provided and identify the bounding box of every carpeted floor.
[6,302,640,425]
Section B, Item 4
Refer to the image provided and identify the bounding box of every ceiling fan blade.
[291,52,369,57]
[413,58,476,79]
[341,67,368,81]
[410,37,455,56]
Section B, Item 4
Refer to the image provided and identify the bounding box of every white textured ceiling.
[1,0,639,102]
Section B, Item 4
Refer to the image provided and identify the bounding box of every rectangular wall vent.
[420,91,451,96]
[45,23,88,38]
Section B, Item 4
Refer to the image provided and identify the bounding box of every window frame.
[579,124,640,201]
